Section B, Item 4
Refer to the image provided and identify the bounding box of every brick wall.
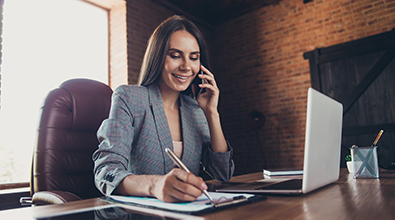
[126,0,173,85]
[214,0,395,174]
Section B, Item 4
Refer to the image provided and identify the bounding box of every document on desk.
[105,192,265,214]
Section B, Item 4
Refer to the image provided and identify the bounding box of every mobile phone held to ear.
[192,70,205,100]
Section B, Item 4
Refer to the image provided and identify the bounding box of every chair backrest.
[31,78,113,199]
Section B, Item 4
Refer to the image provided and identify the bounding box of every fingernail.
[201,183,207,190]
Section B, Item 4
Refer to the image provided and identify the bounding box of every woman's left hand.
[197,65,219,115]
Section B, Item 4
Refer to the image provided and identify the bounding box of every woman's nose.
[180,58,191,71]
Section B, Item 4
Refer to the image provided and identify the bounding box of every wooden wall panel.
[304,30,395,169]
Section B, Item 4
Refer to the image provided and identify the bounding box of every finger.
[172,180,203,200]
[198,82,218,96]
[200,65,213,77]
[162,170,202,202]
[168,185,200,202]
[198,73,218,93]
[170,170,204,200]
[200,66,218,88]
[199,76,220,96]
[184,173,207,191]
[173,169,207,191]
[199,73,215,85]
[161,184,198,203]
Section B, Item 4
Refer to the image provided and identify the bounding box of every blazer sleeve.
[92,86,136,196]
[202,142,235,183]
[181,94,235,183]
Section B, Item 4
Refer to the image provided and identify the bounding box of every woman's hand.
[196,65,228,153]
[197,65,220,115]
[115,169,207,203]
[152,169,207,203]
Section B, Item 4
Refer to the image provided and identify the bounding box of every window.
[0,0,108,184]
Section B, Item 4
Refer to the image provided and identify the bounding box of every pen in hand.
[164,148,214,204]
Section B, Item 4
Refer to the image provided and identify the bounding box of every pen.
[164,148,214,204]
[372,130,384,147]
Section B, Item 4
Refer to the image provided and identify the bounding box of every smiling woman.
[92,15,234,203]
[0,0,108,184]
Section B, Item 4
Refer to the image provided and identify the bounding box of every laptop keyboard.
[256,179,303,190]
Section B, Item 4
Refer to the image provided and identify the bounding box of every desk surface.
[1,168,395,220]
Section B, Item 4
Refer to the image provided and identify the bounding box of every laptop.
[217,88,343,194]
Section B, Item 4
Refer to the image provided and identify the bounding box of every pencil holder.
[350,146,379,179]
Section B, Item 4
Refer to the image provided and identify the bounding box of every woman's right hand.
[152,169,207,203]
[115,168,208,203]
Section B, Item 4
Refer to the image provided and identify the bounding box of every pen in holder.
[350,145,379,179]
[350,130,383,179]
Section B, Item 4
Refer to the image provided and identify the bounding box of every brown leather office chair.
[21,78,113,205]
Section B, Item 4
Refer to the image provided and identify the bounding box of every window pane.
[0,0,108,183]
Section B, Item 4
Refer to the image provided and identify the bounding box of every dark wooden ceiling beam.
[149,0,215,30]
[162,0,282,26]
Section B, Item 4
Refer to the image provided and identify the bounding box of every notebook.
[217,88,343,194]
[263,168,303,176]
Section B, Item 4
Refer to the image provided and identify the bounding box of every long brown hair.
[138,15,210,94]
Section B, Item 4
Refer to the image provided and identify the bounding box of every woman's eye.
[190,55,199,61]
[170,54,180,59]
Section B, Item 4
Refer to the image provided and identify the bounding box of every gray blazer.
[93,83,234,196]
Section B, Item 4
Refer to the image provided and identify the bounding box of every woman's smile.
[172,73,191,82]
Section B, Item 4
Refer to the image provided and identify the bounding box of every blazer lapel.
[147,83,174,174]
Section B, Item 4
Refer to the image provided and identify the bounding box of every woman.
[93,15,234,203]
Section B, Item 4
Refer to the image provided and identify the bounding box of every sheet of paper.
[110,192,255,213]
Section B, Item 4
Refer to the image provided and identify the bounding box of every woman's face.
[158,30,200,94]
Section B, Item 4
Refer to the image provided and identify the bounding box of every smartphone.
[192,70,205,100]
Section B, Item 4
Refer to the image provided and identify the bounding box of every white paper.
[109,192,255,213]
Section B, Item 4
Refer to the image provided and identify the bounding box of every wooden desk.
[1,168,394,219]
[204,168,395,220]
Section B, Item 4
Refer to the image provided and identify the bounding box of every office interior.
[0,0,394,212]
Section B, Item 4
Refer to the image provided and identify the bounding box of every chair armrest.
[31,190,82,205]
